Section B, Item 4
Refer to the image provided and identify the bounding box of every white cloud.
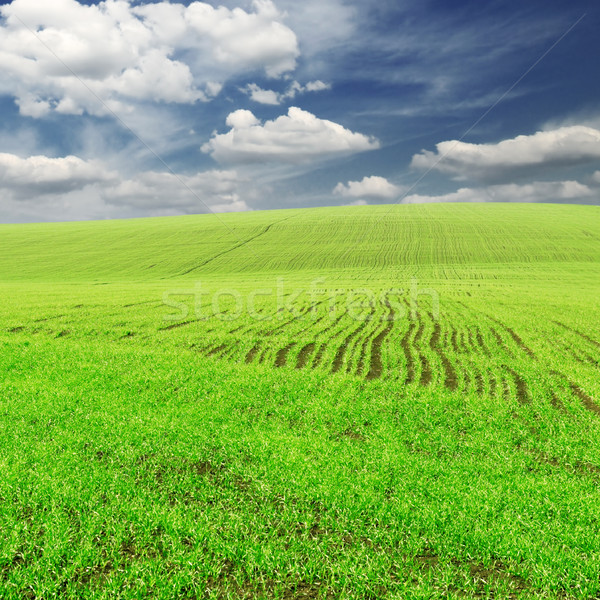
[0,149,249,219]
[305,80,330,92]
[225,109,261,130]
[202,106,379,164]
[333,176,401,199]
[103,169,248,214]
[593,171,600,185]
[0,152,114,199]
[244,83,281,106]
[243,79,331,105]
[403,180,597,205]
[411,126,600,182]
[0,0,299,116]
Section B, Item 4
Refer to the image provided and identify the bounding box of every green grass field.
[1,202,600,599]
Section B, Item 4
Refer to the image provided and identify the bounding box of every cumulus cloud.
[403,180,597,205]
[103,169,248,213]
[244,84,281,106]
[0,152,114,199]
[593,171,600,185]
[0,0,298,116]
[333,176,401,199]
[411,126,600,182]
[243,79,331,105]
[202,106,379,164]
[0,149,248,217]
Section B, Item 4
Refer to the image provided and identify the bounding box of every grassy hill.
[0,203,598,282]
[1,202,599,599]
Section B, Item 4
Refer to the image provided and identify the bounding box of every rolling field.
[1,203,600,599]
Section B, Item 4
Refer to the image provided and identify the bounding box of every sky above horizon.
[0,0,599,223]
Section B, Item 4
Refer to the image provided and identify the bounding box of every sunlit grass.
[1,202,599,598]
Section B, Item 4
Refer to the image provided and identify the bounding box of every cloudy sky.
[0,0,598,222]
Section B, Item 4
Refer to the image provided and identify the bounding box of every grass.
[0,202,599,599]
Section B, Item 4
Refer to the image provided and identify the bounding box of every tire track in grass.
[346,306,381,375]
[313,311,345,339]
[489,327,513,358]
[573,347,599,367]
[565,346,589,365]
[570,384,600,416]
[474,326,492,357]
[123,300,161,308]
[206,344,228,357]
[331,325,360,372]
[311,344,327,368]
[244,304,325,366]
[550,370,600,416]
[550,392,567,414]
[448,324,469,355]
[523,447,600,477]
[34,314,67,323]
[177,215,295,277]
[580,350,599,367]
[508,368,530,405]
[332,306,375,374]
[400,322,417,384]
[503,378,512,403]
[365,300,395,381]
[280,309,335,370]
[489,318,536,359]
[304,312,348,370]
[504,325,536,359]
[275,343,296,368]
[413,547,530,598]
[548,372,570,414]
[465,327,476,352]
[457,301,535,359]
[160,319,204,331]
[474,370,485,396]
[264,301,324,337]
[258,347,269,363]
[554,321,600,349]
[419,355,432,386]
[355,338,370,376]
[296,343,316,369]
[245,344,260,364]
[430,323,458,391]
[413,317,432,386]
[7,325,25,333]
[275,312,325,369]
[221,344,239,360]
[512,410,600,477]
[450,329,460,353]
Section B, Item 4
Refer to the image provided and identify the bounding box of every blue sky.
[0,0,598,222]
